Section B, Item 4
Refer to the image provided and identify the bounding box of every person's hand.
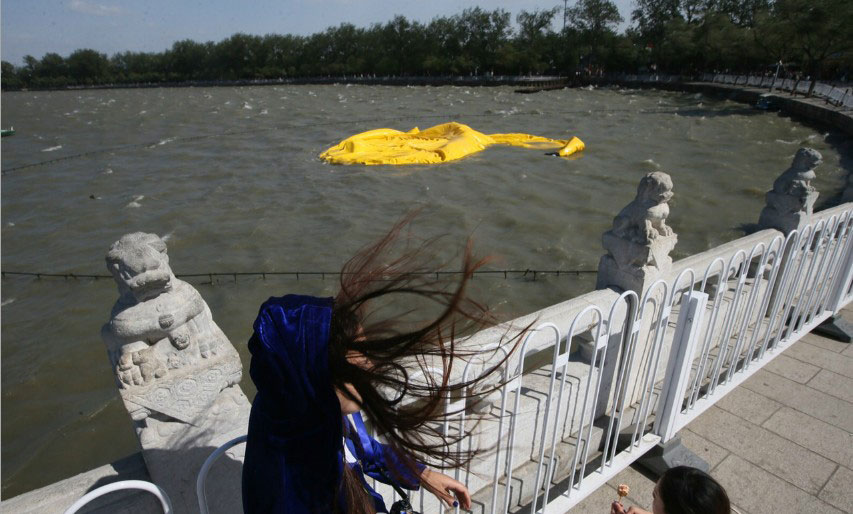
[419,468,471,510]
[610,501,651,514]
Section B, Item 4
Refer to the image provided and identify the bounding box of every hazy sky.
[2,0,635,65]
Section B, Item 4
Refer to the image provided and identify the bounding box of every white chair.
[196,434,248,514]
[63,480,172,514]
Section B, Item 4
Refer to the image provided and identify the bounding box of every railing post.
[636,293,710,477]
[654,291,709,443]
[813,226,853,342]
[828,235,853,315]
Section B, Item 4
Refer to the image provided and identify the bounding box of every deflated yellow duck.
[320,122,584,165]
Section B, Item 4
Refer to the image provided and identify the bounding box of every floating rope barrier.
[0,103,728,174]
[1,268,597,282]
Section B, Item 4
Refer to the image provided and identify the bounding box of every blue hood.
[243,294,343,513]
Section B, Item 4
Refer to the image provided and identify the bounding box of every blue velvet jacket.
[242,295,422,513]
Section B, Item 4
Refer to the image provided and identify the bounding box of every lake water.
[1,84,850,498]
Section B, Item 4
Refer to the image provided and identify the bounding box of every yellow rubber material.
[320,122,584,165]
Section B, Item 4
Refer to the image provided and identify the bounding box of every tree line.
[2,0,850,90]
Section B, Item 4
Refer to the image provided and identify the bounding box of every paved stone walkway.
[570,305,853,514]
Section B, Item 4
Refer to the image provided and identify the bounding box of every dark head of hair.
[658,466,731,514]
[327,213,524,513]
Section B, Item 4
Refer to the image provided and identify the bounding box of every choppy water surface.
[2,84,851,497]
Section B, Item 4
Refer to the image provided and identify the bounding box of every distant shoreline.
[4,75,576,93]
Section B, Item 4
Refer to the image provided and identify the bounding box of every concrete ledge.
[0,453,160,514]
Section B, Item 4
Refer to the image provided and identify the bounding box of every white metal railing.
[197,434,248,514]
[708,73,853,109]
[664,211,853,441]
[622,72,852,109]
[63,480,173,514]
[433,206,853,513]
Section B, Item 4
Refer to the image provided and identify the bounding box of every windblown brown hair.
[327,214,526,513]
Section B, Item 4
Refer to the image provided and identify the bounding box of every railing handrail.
[197,435,248,514]
[63,480,173,514]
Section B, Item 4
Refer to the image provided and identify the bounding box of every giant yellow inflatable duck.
[320,122,584,165]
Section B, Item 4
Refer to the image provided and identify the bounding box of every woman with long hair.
[242,217,519,513]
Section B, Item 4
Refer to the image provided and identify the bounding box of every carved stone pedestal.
[758,190,819,233]
[597,232,678,294]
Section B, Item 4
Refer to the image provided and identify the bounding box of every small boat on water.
[1,127,15,137]
[755,94,775,110]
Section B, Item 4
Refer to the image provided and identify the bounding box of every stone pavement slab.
[571,479,622,513]
[569,464,657,513]
[802,332,849,353]
[713,454,843,514]
[605,465,655,511]
[808,368,853,404]
[819,465,853,512]
[785,340,853,379]
[763,353,820,384]
[742,368,853,432]
[678,428,730,470]
[687,406,836,495]
[713,384,783,426]
[762,407,853,468]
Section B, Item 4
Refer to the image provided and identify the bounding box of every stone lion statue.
[758,148,821,233]
[770,147,820,206]
[99,233,249,510]
[611,171,675,244]
[101,232,239,423]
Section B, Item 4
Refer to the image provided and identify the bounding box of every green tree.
[773,0,853,94]
[423,15,465,74]
[262,34,304,77]
[66,49,110,84]
[111,51,165,83]
[1,61,22,90]
[632,0,682,41]
[456,8,513,74]
[212,33,265,79]
[377,16,425,75]
[20,55,38,85]
[514,8,560,74]
[708,0,771,26]
[567,0,624,69]
[319,24,368,75]
[165,40,210,81]
[37,53,68,82]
